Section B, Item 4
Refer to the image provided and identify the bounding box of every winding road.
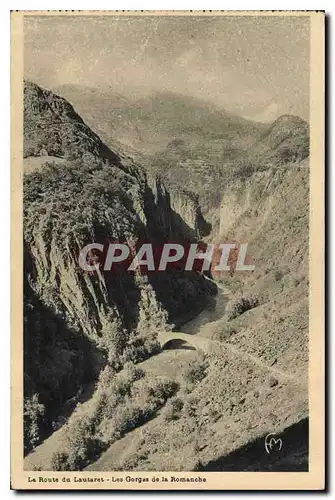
[157,331,305,386]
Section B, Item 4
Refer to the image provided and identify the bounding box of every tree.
[24,394,45,453]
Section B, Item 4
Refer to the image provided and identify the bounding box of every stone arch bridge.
[157,331,214,353]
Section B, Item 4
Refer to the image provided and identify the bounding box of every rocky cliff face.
[23,82,215,440]
[146,178,212,240]
[169,188,212,239]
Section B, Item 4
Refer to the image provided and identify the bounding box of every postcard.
[11,10,324,490]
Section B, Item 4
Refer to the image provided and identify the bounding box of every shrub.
[214,323,237,342]
[273,268,284,281]
[61,415,104,470]
[65,439,103,471]
[183,355,209,386]
[121,336,161,365]
[163,397,184,421]
[268,376,279,388]
[183,400,197,418]
[122,362,145,384]
[227,296,259,320]
[23,394,45,453]
[111,402,142,435]
[150,378,178,401]
[113,363,145,398]
[97,376,178,444]
[51,452,70,471]
[96,364,117,392]
[58,369,178,469]
[102,323,128,370]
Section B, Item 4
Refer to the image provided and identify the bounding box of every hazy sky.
[24,15,310,122]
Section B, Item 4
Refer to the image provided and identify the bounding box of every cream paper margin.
[10,10,325,491]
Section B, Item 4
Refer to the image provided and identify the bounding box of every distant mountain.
[54,85,266,154]
[54,85,309,215]
[241,114,309,168]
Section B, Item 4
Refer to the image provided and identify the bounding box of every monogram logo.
[264,433,283,454]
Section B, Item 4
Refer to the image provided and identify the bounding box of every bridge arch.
[157,332,211,353]
[159,338,197,351]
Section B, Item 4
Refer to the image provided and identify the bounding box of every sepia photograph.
[11,10,324,490]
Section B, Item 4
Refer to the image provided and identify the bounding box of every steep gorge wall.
[23,81,215,372]
[23,82,218,450]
